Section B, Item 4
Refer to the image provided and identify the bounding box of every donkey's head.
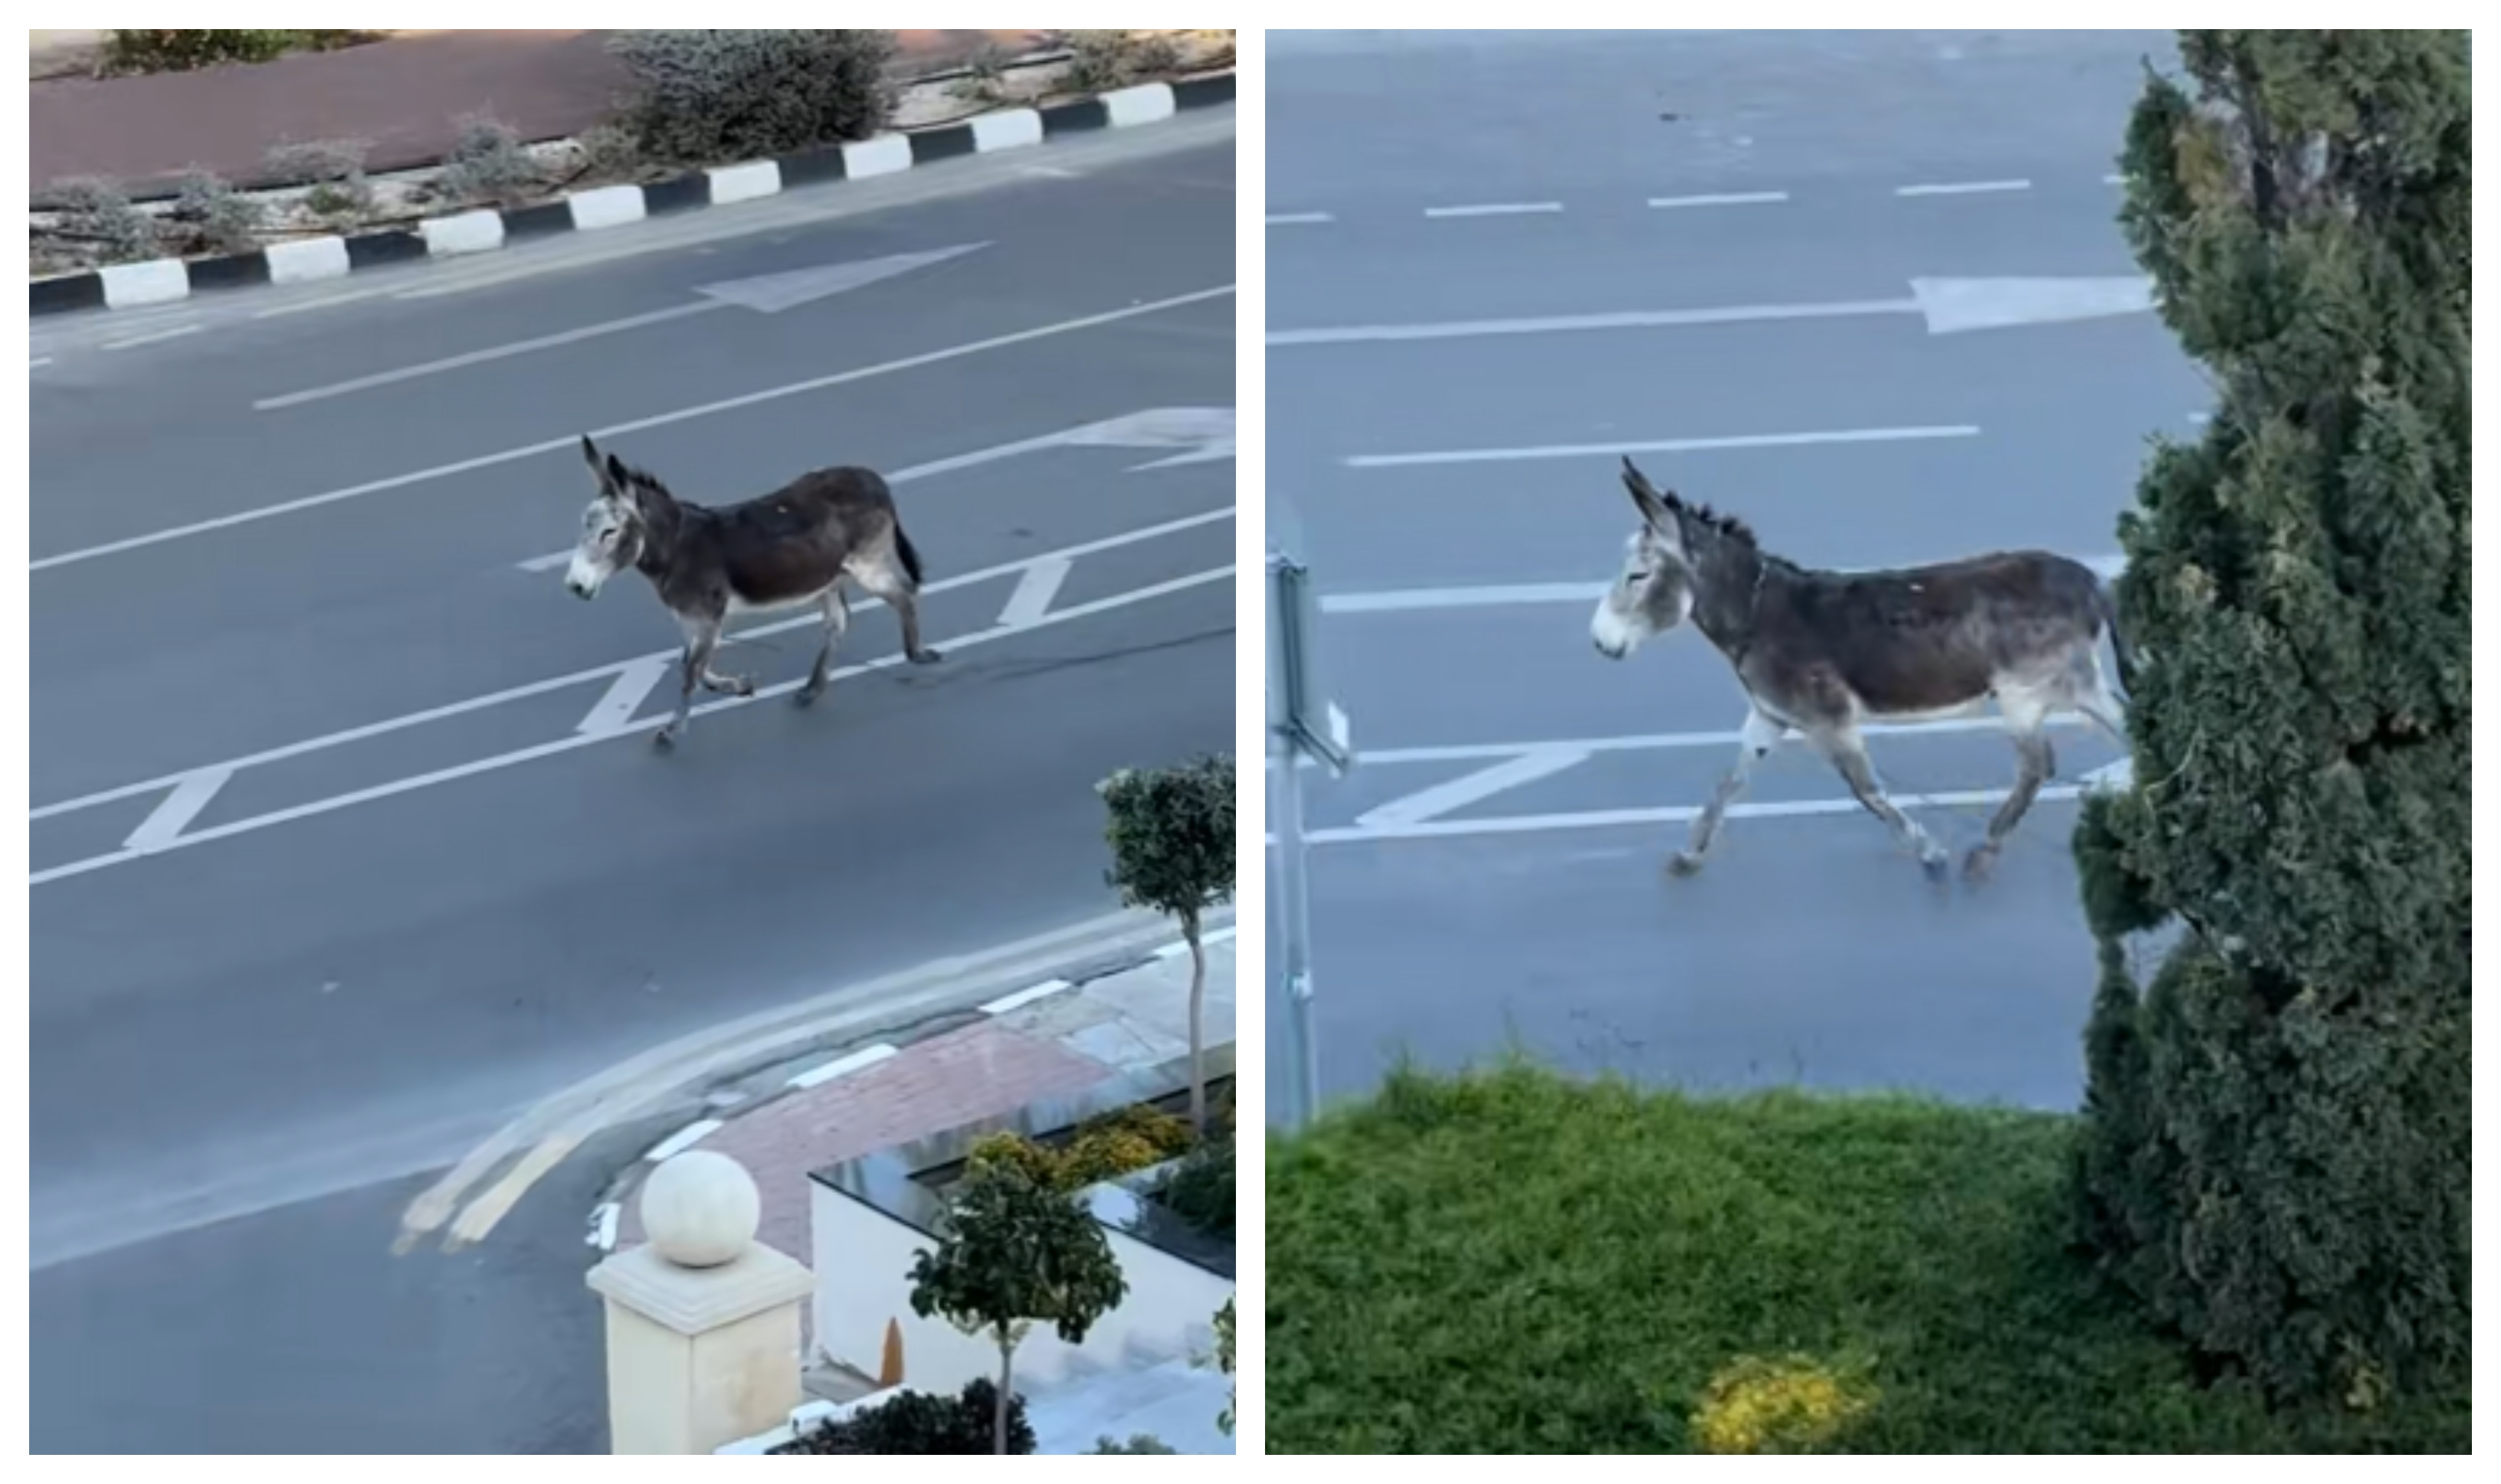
[565,435,670,599]
[1591,457,1768,659]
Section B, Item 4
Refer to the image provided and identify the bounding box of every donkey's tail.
[2094,573,2139,699]
[893,523,926,589]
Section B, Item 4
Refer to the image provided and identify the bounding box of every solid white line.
[996,556,1072,627]
[31,357,54,369]
[123,769,232,853]
[1341,716,2103,766]
[575,655,673,736]
[29,565,1233,886]
[35,509,1234,825]
[1269,296,1916,348]
[1896,179,2032,196]
[1311,784,2090,845]
[30,283,1235,573]
[102,323,202,350]
[1346,424,1981,470]
[1357,747,1591,830]
[587,1202,619,1250]
[253,287,389,319]
[1323,581,1604,614]
[2103,174,2127,186]
[980,978,1073,1015]
[1267,211,1334,225]
[1424,201,1564,218]
[786,1043,899,1090]
[254,302,722,410]
[642,1120,723,1162]
[1647,191,1789,208]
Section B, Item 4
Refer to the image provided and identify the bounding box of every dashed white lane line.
[101,323,203,350]
[1647,191,1789,209]
[642,1120,723,1162]
[979,978,1073,1015]
[996,555,1072,627]
[1267,211,1334,225]
[1896,179,2032,196]
[787,1043,899,1091]
[1424,201,1565,218]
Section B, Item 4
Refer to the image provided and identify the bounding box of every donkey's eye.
[1625,569,1647,585]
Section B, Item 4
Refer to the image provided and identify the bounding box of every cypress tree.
[2070,30,2470,1406]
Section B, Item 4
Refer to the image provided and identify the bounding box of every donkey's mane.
[613,460,691,510]
[1664,490,1759,549]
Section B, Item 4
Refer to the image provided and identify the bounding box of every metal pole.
[1272,732,1319,1129]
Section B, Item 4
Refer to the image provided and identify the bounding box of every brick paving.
[31,28,1056,200]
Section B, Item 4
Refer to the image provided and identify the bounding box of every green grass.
[1267,1061,2469,1453]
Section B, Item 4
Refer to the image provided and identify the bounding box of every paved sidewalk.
[599,928,1238,1280]
[31,28,1055,199]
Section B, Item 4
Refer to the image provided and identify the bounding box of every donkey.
[564,435,942,751]
[1591,457,2133,882]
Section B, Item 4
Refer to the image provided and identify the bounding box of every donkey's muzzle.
[1594,637,1627,660]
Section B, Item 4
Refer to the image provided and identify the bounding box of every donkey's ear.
[580,435,605,474]
[1619,456,1673,529]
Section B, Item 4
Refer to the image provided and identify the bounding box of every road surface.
[1264,31,2204,1124]
[31,112,1235,1453]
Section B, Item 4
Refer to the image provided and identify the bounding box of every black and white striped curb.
[584,919,1239,1251]
[34,72,1234,319]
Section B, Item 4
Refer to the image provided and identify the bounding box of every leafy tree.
[1099,755,1237,1133]
[908,1161,1130,1454]
[1212,1295,1236,1436]
[2070,30,2469,1404]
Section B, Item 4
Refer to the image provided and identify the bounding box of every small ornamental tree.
[908,1161,1129,1454]
[1099,755,1237,1133]
[2071,30,2469,1404]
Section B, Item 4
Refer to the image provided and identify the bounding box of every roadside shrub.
[47,177,159,264]
[964,1103,1194,1195]
[435,114,541,208]
[104,29,369,75]
[1689,1354,1877,1454]
[1155,1134,1234,1240]
[567,123,644,186]
[1065,30,1185,93]
[608,30,899,165]
[775,1378,1033,1454]
[167,169,265,255]
[264,139,374,215]
[947,42,1014,107]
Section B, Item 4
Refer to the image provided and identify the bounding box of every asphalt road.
[31,114,1235,1453]
[1263,32,2203,1125]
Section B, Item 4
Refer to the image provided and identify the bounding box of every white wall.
[810,1181,1229,1395]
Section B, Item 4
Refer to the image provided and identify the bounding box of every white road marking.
[587,1202,620,1251]
[1648,191,1789,209]
[1896,179,2033,196]
[253,287,391,319]
[786,1043,899,1090]
[1346,424,1981,470]
[980,978,1074,1014]
[996,556,1072,627]
[1910,276,2155,335]
[101,323,203,350]
[1323,581,1603,614]
[1424,201,1564,218]
[641,1120,723,1162]
[1267,211,1334,225]
[1319,716,2106,768]
[1151,921,1238,958]
[123,768,232,853]
[30,283,1234,572]
[30,563,1233,886]
[575,655,674,736]
[1270,296,1916,347]
[36,509,1234,828]
[2103,173,2128,186]
[254,303,720,410]
[1357,747,1592,830]
[1310,784,2090,846]
[32,356,56,369]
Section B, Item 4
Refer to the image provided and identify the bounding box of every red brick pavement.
[31,29,1056,201]
[615,1017,1112,1266]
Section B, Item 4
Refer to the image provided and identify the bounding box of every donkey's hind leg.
[1814,725,1950,880]
[1965,690,2056,883]
[1668,707,1787,876]
[796,588,850,707]
[851,539,942,665]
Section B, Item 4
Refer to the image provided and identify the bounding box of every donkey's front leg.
[1817,728,1950,880]
[1668,709,1786,876]
[657,624,726,751]
[796,589,849,708]
[1965,723,2054,883]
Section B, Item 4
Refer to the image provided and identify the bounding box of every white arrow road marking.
[1345,424,1978,470]
[575,655,675,736]
[254,244,994,411]
[33,283,1232,573]
[996,556,1071,627]
[123,768,232,853]
[1356,747,1591,830]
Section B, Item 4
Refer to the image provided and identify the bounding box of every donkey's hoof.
[793,685,824,709]
[1962,844,2001,883]
[910,647,945,666]
[1667,850,1706,878]
[651,729,678,753]
[732,677,756,698]
[1919,849,1951,883]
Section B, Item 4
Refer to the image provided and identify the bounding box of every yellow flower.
[1690,1354,1876,1455]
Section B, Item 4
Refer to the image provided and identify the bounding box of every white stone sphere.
[640,1150,760,1268]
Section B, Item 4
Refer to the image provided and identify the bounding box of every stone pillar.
[585,1149,817,1455]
